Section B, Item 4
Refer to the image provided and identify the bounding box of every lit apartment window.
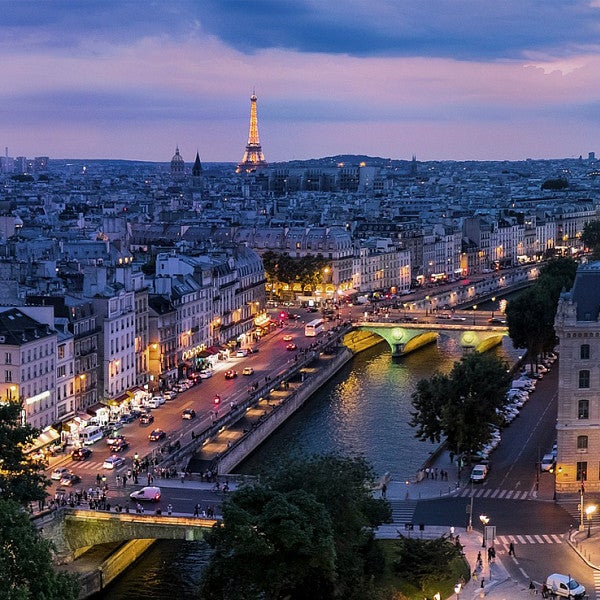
[578,370,590,388]
[577,462,587,482]
[578,399,590,419]
[580,344,590,359]
[577,435,589,450]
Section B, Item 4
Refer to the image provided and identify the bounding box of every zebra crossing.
[388,499,418,525]
[453,487,530,500]
[495,533,564,545]
[593,570,600,599]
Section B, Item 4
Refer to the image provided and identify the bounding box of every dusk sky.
[3,1,600,163]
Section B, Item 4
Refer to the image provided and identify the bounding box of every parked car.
[199,369,213,379]
[60,473,82,487]
[540,453,556,472]
[545,574,585,598]
[242,367,255,376]
[224,369,238,379]
[236,348,249,357]
[71,447,92,461]
[103,455,125,470]
[51,467,70,480]
[129,486,161,502]
[163,390,177,401]
[148,428,166,442]
[182,408,196,420]
[119,412,137,424]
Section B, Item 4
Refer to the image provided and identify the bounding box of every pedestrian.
[541,583,549,598]
[194,503,200,517]
[167,503,172,516]
[476,550,482,564]
[508,541,515,556]
[381,483,387,499]
[529,580,535,595]
[472,569,478,581]
[480,578,485,588]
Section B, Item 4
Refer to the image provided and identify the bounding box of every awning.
[25,428,60,454]
[338,288,358,296]
[112,391,133,404]
[197,350,211,358]
[207,346,221,355]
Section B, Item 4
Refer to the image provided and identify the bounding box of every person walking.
[167,503,173,516]
[541,583,549,598]
[508,541,515,556]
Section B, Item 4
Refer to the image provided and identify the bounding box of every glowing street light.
[480,514,490,547]
[586,504,597,538]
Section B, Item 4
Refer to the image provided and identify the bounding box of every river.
[99,335,521,599]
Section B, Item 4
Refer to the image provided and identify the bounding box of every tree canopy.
[505,257,577,363]
[0,499,80,600]
[582,220,600,259]
[262,250,329,290]
[200,454,391,600]
[410,353,511,459]
[0,402,49,505]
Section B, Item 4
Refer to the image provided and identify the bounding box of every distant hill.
[270,155,411,168]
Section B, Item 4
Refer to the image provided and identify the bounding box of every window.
[579,399,590,419]
[577,435,589,450]
[580,344,590,359]
[579,370,590,388]
[577,461,587,482]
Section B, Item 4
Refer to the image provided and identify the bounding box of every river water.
[99,335,521,599]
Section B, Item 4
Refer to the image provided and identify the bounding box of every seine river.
[100,334,521,599]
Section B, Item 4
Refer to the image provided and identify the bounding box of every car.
[163,390,177,401]
[60,473,81,487]
[51,467,71,480]
[450,316,467,321]
[106,432,125,445]
[119,412,137,424]
[129,486,162,502]
[242,366,254,376]
[286,343,297,351]
[71,447,92,461]
[139,413,155,425]
[282,334,294,341]
[109,438,130,453]
[488,317,506,324]
[540,453,556,472]
[224,369,238,379]
[148,429,166,442]
[199,369,213,379]
[128,408,143,419]
[103,455,125,470]
[470,464,489,482]
[248,346,259,353]
[182,408,196,420]
[236,348,249,357]
[545,574,585,598]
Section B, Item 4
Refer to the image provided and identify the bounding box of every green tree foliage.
[410,353,511,458]
[200,455,391,600]
[506,257,577,362]
[262,250,329,288]
[0,402,49,505]
[0,499,80,600]
[541,177,568,190]
[581,220,600,259]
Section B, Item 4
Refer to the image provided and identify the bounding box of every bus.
[305,318,325,337]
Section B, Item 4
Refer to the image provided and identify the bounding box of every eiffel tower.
[236,91,268,173]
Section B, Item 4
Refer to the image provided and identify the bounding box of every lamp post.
[491,296,496,319]
[586,504,596,538]
[480,514,489,547]
[579,479,585,531]
[472,304,478,325]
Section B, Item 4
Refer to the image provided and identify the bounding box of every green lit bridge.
[348,319,509,357]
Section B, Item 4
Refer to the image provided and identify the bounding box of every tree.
[581,220,600,259]
[0,402,49,505]
[200,454,391,600]
[0,499,80,600]
[541,177,568,190]
[410,353,511,459]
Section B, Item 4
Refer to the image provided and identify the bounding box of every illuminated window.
[577,462,587,481]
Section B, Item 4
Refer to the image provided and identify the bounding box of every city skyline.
[3,1,600,163]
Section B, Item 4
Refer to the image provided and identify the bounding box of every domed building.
[170,146,186,181]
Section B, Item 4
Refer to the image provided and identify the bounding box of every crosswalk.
[452,487,531,500]
[495,534,564,545]
[593,570,600,599]
[388,499,418,525]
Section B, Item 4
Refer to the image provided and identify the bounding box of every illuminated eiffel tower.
[236,91,268,173]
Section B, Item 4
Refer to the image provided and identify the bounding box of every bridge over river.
[354,317,508,357]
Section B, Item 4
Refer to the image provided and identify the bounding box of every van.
[129,486,162,502]
[540,453,556,472]
[470,464,489,483]
[546,574,585,598]
[80,425,104,446]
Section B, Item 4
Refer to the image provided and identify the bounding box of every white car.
[51,467,70,480]
[546,574,585,598]
[199,370,213,379]
[540,453,556,472]
[470,464,489,482]
[103,455,125,470]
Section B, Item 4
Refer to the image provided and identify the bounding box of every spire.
[236,92,268,173]
[192,151,202,176]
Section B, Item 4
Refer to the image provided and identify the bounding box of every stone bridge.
[36,508,216,562]
[354,321,508,357]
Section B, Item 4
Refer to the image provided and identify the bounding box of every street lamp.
[472,304,478,325]
[491,296,496,319]
[586,504,596,538]
[480,514,489,547]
